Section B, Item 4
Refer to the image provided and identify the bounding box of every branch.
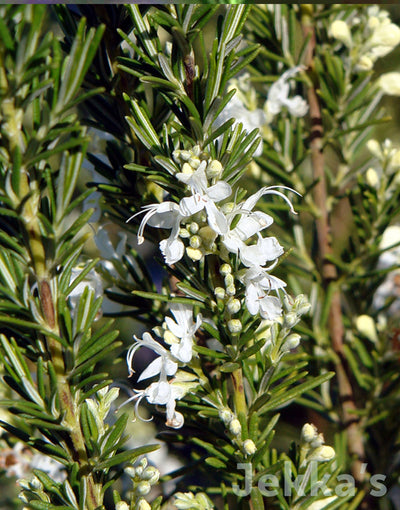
[301,7,366,486]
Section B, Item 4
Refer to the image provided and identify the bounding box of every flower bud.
[367,139,381,158]
[220,263,232,276]
[206,159,223,179]
[355,55,373,72]
[30,476,43,490]
[188,222,199,234]
[229,418,242,436]
[219,408,233,425]
[227,298,241,314]
[143,466,160,484]
[115,503,130,510]
[226,284,236,296]
[136,481,151,496]
[282,333,301,352]
[137,499,151,510]
[214,287,225,300]
[307,445,335,462]
[295,294,311,315]
[181,162,193,175]
[243,439,257,455]
[301,423,318,443]
[228,319,242,333]
[330,20,352,47]
[366,168,379,188]
[224,274,234,287]
[186,247,203,261]
[355,315,378,343]
[189,157,200,169]
[189,235,202,249]
[283,312,299,328]
[179,227,190,238]
[379,72,400,96]
[310,433,325,449]
[370,23,400,52]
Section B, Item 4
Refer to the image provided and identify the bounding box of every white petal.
[160,237,185,265]
[206,181,232,202]
[147,202,181,228]
[179,194,205,216]
[259,295,282,320]
[205,200,228,234]
[222,232,244,254]
[284,95,309,117]
[245,283,260,315]
[165,316,184,338]
[146,381,171,405]
[138,357,163,382]
[259,237,284,261]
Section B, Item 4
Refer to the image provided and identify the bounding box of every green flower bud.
[115,502,130,510]
[226,284,236,296]
[214,287,225,299]
[189,157,200,169]
[228,319,242,333]
[284,312,299,328]
[227,298,241,314]
[229,418,242,436]
[136,481,151,496]
[188,222,199,234]
[189,235,202,249]
[220,263,232,276]
[282,333,301,352]
[224,274,234,287]
[301,423,318,444]
[243,439,257,455]
[186,247,203,261]
[206,159,223,178]
[179,227,190,238]
[143,466,160,485]
[219,408,233,425]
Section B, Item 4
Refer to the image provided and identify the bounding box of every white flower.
[368,23,400,58]
[164,303,202,363]
[240,266,286,320]
[129,201,185,265]
[126,332,178,383]
[265,67,308,118]
[213,92,266,157]
[222,186,294,264]
[177,162,232,235]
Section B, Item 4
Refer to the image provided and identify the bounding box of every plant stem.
[20,165,102,509]
[39,280,102,510]
[301,7,366,485]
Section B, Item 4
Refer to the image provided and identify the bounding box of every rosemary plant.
[1,4,400,510]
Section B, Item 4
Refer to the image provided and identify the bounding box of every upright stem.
[21,172,102,510]
[301,7,366,485]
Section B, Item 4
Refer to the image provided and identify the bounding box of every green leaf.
[258,372,335,414]
[95,444,160,471]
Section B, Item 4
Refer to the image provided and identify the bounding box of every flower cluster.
[299,423,336,468]
[131,145,297,322]
[123,304,201,428]
[330,6,400,72]
[213,68,308,157]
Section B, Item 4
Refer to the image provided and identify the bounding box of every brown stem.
[39,279,102,509]
[301,9,366,485]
